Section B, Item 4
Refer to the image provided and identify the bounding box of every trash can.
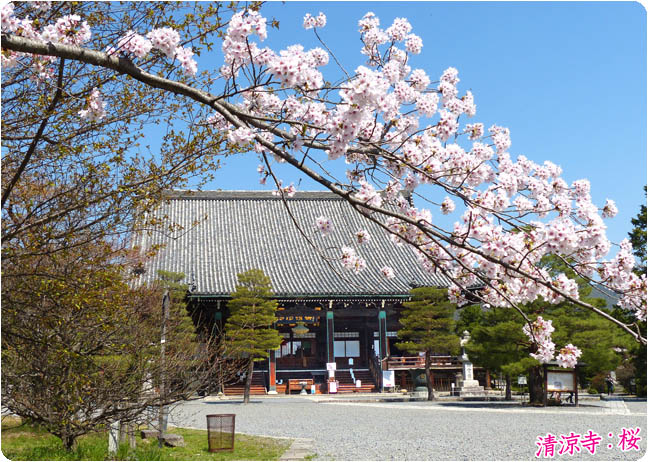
[206,414,235,452]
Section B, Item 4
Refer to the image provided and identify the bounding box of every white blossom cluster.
[4,4,646,363]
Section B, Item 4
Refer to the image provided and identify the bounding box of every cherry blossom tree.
[2,2,645,372]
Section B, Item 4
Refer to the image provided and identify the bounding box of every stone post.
[108,421,120,455]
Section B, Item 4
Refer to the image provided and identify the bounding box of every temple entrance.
[276,332,320,369]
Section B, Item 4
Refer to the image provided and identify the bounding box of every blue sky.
[190,1,646,247]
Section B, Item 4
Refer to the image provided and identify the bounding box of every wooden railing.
[385,356,460,370]
[368,354,382,390]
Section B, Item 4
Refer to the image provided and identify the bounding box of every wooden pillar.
[378,306,388,360]
[268,348,277,393]
[326,303,334,363]
[574,365,579,406]
[543,364,548,407]
[485,369,492,389]
[211,301,222,337]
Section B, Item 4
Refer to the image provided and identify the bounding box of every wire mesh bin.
[206,414,235,452]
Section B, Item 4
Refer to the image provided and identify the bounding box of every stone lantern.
[457,330,485,399]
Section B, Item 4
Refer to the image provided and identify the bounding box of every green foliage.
[156,270,196,343]
[224,269,282,361]
[626,187,647,395]
[632,343,647,397]
[548,303,633,379]
[0,418,291,461]
[458,293,634,385]
[1,243,217,451]
[456,304,529,375]
[628,186,647,275]
[396,288,460,355]
[1,3,256,450]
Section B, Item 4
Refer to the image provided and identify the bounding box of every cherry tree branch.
[2,57,66,208]
[3,33,644,345]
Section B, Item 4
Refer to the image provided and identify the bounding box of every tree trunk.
[243,358,254,404]
[505,375,512,400]
[529,366,544,405]
[425,350,435,401]
[61,433,77,452]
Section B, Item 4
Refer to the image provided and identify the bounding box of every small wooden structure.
[543,363,579,406]
[288,378,313,394]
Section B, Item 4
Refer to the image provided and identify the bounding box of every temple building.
[133,190,478,394]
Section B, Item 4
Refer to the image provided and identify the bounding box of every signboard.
[517,375,527,385]
[326,362,337,371]
[546,371,576,392]
[330,381,337,393]
[382,370,395,388]
[276,315,316,324]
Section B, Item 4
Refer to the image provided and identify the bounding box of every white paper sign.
[546,371,575,392]
[326,362,337,371]
[382,370,395,388]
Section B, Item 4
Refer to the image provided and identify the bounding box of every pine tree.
[156,270,196,344]
[457,255,636,403]
[628,186,647,275]
[457,304,530,400]
[627,187,647,395]
[224,269,282,403]
[396,288,460,400]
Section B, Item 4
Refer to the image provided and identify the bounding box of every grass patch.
[1,417,292,460]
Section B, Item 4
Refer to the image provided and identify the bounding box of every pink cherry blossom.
[1,2,19,33]
[465,122,484,140]
[78,87,106,122]
[404,34,422,54]
[523,316,557,364]
[146,27,180,59]
[32,2,51,12]
[602,199,618,218]
[556,344,582,368]
[355,229,371,245]
[441,197,456,215]
[175,46,197,76]
[272,182,297,198]
[4,7,645,352]
[227,127,254,146]
[115,31,152,58]
[340,246,366,273]
[381,266,396,279]
[206,112,231,131]
[303,12,326,29]
[385,17,412,41]
[414,93,438,118]
[41,14,91,45]
[358,11,380,32]
[315,216,333,236]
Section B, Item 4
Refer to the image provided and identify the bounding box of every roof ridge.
[162,190,344,201]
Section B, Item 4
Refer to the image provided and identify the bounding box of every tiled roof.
[133,190,451,297]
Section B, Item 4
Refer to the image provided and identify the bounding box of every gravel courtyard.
[169,396,646,460]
